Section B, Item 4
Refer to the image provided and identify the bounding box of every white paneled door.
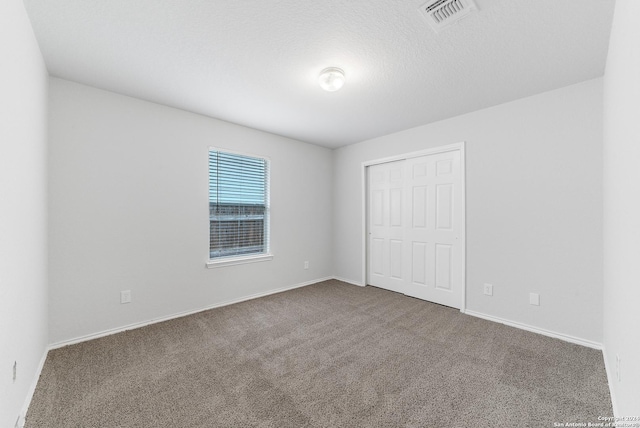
[367,149,463,309]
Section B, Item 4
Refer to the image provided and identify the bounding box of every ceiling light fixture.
[318,67,345,92]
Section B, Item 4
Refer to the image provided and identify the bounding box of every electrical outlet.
[616,354,621,382]
[12,361,16,382]
[304,261,309,270]
[483,283,493,296]
[120,290,132,304]
[529,292,540,306]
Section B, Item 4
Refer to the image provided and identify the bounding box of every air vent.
[418,0,477,32]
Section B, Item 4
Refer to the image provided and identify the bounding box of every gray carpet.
[26,280,612,427]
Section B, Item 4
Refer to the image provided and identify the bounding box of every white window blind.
[209,150,270,260]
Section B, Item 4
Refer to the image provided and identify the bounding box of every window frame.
[205,147,273,269]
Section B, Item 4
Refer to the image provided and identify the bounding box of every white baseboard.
[332,276,365,287]
[49,277,332,350]
[601,345,619,418]
[463,309,603,350]
[18,347,49,427]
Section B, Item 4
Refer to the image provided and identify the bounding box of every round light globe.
[318,67,345,92]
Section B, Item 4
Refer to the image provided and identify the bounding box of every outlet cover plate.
[483,283,493,296]
[120,290,132,304]
[529,292,540,306]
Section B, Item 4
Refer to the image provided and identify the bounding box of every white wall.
[603,0,640,417]
[0,1,49,427]
[333,79,603,344]
[48,78,333,344]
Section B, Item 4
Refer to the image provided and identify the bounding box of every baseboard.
[17,346,49,427]
[333,276,365,287]
[463,309,603,350]
[49,277,332,350]
[601,345,620,417]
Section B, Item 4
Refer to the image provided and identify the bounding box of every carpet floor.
[25,280,612,427]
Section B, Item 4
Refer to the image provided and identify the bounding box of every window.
[207,149,271,267]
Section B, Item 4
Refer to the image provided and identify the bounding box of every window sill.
[206,253,274,269]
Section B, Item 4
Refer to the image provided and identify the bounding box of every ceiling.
[23,0,615,149]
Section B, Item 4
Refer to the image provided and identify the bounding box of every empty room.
[2,0,639,426]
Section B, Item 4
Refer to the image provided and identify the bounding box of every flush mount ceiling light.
[318,67,345,92]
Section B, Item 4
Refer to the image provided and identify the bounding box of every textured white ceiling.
[23,0,615,148]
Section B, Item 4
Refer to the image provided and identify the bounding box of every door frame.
[361,142,467,312]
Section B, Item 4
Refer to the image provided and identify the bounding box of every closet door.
[404,151,462,309]
[367,160,409,295]
[367,150,463,309]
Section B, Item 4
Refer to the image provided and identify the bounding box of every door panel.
[390,188,403,227]
[436,184,453,230]
[371,238,384,276]
[390,240,403,279]
[412,242,427,285]
[436,159,453,176]
[412,186,428,228]
[435,243,452,290]
[372,190,384,226]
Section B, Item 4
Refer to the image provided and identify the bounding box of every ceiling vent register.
[419,0,478,32]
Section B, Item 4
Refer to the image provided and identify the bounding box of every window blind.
[209,150,269,259]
